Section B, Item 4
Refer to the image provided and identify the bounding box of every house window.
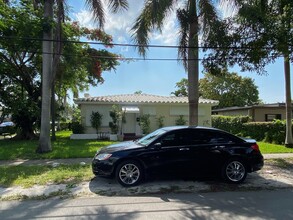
[265,114,281,122]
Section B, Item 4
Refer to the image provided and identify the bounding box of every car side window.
[188,129,239,145]
[207,131,238,144]
[187,130,211,145]
[160,131,190,147]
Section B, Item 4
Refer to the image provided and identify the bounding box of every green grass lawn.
[1,130,293,161]
[258,142,293,154]
[0,164,93,188]
[0,131,116,160]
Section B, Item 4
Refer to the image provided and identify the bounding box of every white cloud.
[152,16,178,45]
[74,10,95,29]
[117,36,129,52]
[73,0,180,47]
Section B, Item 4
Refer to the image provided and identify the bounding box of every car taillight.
[251,143,260,152]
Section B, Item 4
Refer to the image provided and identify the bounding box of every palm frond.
[198,0,218,38]
[219,0,242,12]
[177,8,189,70]
[107,0,129,13]
[131,0,177,57]
[131,13,152,57]
[85,0,105,28]
[147,0,177,31]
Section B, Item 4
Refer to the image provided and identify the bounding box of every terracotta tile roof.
[74,94,218,105]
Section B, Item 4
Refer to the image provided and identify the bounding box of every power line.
[0,35,276,50]
[0,45,282,62]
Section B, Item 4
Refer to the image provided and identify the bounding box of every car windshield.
[136,128,167,146]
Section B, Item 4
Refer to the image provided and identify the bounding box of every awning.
[122,106,140,113]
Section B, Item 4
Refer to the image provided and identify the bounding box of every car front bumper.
[92,158,115,177]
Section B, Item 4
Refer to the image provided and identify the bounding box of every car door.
[188,129,238,176]
[142,129,192,177]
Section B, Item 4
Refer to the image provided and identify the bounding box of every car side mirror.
[153,142,162,150]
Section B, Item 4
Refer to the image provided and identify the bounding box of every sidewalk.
[1,153,293,166]
[0,158,92,166]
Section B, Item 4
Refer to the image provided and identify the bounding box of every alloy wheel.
[118,163,141,186]
[225,161,246,182]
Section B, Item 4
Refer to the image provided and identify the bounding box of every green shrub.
[243,120,286,144]
[175,115,187,125]
[90,111,103,134]
[71,122,84,134]
[212,116,291,144]
[59,122,70,131]
[212,115,251,135]
[156,115,165,128]
[140,114,151,134]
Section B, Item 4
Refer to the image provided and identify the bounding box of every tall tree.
[131,0,235,125]
[0,0,43,139]
[37,0,54,153]
[203,0,293,147]
[172,71,260,109]
[171,78,188,97]
[199,71,260,108]
[37,0,129,153]
[0,1,122,140]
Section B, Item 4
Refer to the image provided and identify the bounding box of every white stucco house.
[73,93,218,139]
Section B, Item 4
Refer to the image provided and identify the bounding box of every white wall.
[80,103,214,134]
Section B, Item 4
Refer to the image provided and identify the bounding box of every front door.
[124,113,136,134]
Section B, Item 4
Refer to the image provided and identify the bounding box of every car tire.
[222,159,247,183]
[115,160,143,187]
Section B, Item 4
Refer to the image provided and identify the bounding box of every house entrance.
[122,106,142,138]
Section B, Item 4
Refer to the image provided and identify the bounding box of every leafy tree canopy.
[199,71,260,108]
[172,70,260,109]
[202,0,293,145]
[0,0,121,139]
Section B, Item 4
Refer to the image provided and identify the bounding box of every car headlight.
[95,153,112,161]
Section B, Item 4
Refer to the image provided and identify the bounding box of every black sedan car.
[92,126,264,187]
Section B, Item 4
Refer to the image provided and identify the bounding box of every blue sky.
[68,0,292,104]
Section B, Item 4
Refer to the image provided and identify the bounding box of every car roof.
[161,126,221,132]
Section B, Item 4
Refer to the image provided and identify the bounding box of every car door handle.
[212,145,225,150]
[179,148,190,151]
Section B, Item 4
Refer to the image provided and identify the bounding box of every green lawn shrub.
[212,115,251,135]
[71,122,84,134]
[212,116,289,145]
[242,120,286,144]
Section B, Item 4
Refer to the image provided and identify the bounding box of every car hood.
[98,141,143,154]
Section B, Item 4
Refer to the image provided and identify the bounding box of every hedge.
[212,115,251,135]
[212,116,289,144]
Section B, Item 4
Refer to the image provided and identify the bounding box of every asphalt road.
[1,189,293,220]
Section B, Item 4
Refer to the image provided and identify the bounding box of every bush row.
[212,115,251,135]
[212,115,289,144]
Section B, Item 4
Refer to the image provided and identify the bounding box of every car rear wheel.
[222,159,247,183]
[116,160,143,187]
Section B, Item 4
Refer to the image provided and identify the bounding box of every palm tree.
[37,0,129,153]
[131,0,233,126]
[37,0,54,153]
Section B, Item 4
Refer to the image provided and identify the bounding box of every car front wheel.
[116,160,143,187]
[222,159,247,183]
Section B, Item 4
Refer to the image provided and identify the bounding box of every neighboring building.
[74,94,219,137]
[212,103,291,122]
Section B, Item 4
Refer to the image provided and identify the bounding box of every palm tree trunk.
[284,53,293,147]
[187,1,199,126]
[37,0,54,153]
[51,82,56,141]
